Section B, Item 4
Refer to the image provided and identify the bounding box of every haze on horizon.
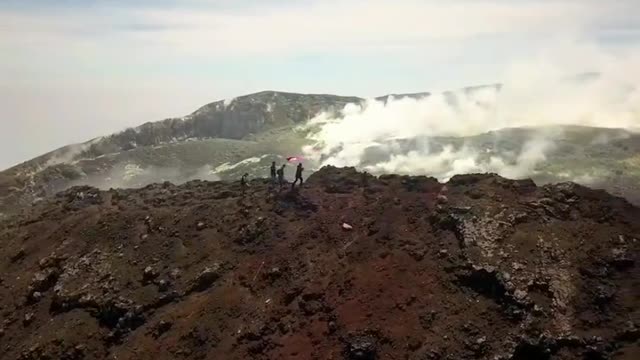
[1,0,639,170]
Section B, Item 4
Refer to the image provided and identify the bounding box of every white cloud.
[137,1,580,55]
[0,1,627,57]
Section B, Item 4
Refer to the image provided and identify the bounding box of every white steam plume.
[302,43,639,181]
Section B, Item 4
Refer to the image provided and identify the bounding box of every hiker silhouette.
[292,163,304,189]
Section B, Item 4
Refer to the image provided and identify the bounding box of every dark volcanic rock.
[346,335,377,360]
[0,167,638,360]
[187,264,222,293]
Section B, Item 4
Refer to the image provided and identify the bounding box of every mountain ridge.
[3,85,502,173]
[1,85,639,218]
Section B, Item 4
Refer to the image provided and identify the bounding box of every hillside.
[1,87,639,219]
[0,167,638,359]
[0,91,359,216]
[0,90,445,217]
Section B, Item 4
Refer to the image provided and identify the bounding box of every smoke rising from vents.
[302,44,639,181]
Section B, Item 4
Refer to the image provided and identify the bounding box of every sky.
[0,0,639,170]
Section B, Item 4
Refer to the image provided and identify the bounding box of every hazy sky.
[1,0,638,170]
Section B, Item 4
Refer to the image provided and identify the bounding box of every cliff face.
[0,167,638,359]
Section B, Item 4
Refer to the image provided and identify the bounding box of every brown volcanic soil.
[0,166,638,360]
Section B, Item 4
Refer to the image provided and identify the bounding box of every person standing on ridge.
[277,164,286,189]
[240,173,249,195]
[292,163,304,189]
[270,161,277,185]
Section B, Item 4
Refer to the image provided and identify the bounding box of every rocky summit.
[0,166,638,359]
